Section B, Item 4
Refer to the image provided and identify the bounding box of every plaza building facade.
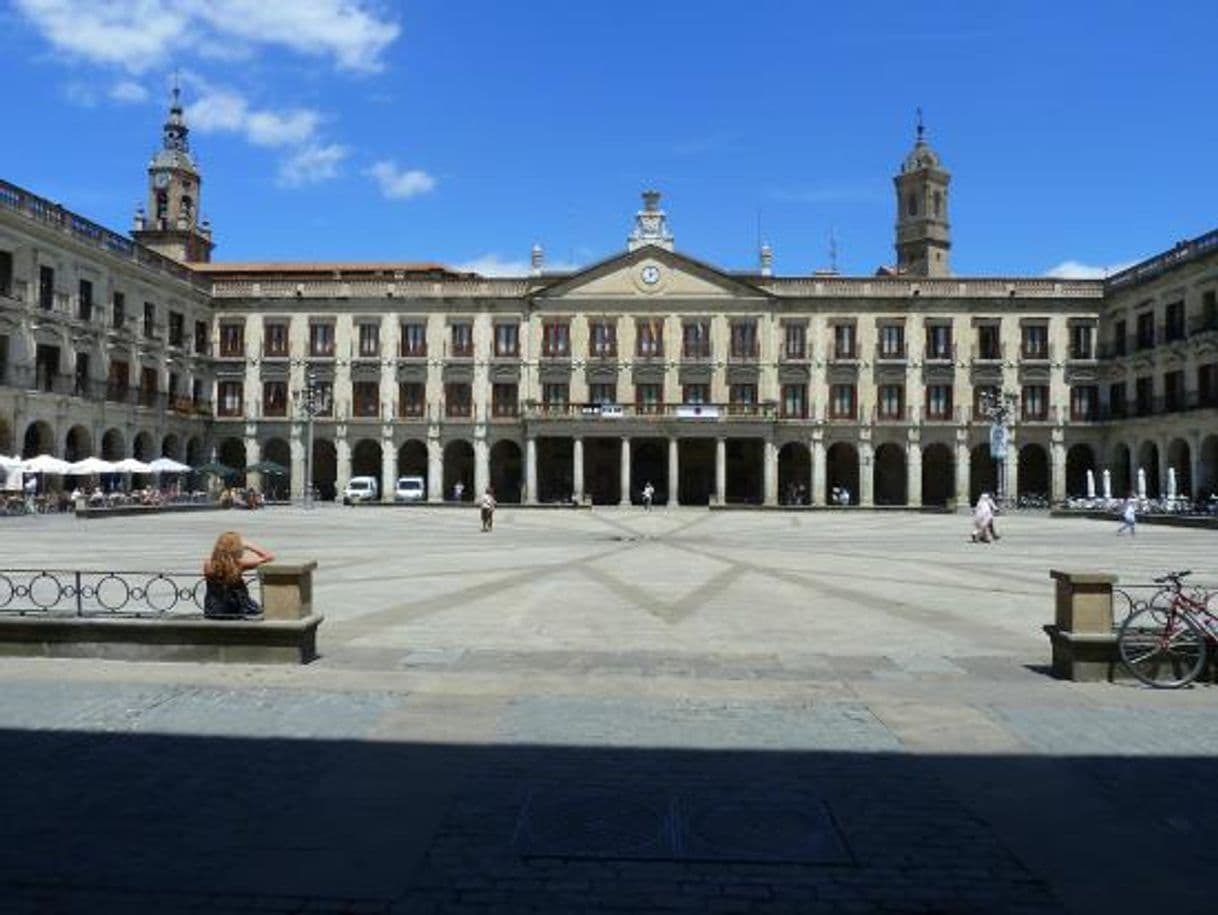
[1,97,1215,506]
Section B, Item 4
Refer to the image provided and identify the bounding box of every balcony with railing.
[872,404,909,423]
[681,343,713,364]
[1019,344,1051,363]
[1190,313,1218,337]
[520,402,778,422]
[828,344,859,364]
[969,342,1005,364]
[874,343,907,363]
[923,343,956,364]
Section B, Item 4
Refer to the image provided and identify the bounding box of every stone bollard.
[258,562,317,621]
[1044,570,1118,681]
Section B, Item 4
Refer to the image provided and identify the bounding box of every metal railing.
[0,569,259,618]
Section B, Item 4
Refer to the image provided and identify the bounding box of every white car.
[394,476,426,503]
[342,476,379,505]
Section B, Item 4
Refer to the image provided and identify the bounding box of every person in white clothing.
[642,481,654,511]
[1116,494,1137,536]
[971,492,999,543]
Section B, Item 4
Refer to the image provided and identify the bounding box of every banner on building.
[989,423,1008,460]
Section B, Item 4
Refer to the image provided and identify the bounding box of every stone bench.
[0,562,321,664]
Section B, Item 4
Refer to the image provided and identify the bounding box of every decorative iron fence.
[1112,580,1218,625]
[0,569,260,618]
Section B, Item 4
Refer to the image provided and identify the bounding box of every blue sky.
[1,0,1215,277]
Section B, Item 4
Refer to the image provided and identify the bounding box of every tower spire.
[915,106,925,144]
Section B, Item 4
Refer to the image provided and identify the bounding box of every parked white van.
[394,476,426,503]
[342,476,379,505]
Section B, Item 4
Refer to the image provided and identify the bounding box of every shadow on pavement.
[0,729,1213,914]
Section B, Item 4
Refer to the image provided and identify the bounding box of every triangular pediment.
[534,246,769,303]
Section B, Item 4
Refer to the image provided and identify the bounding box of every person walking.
[970,492,999,543]
[1117,493,1137,536]
[642,481,654,511]
[480,487,496,532]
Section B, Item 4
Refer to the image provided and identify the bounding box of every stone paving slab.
[0,508,1215,913]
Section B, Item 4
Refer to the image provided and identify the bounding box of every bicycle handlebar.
[1152,570,1192,584]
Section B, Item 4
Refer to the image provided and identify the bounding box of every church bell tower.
[893,111,950,277]
[132,82,213,263]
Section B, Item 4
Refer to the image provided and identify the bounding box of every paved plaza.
[0,507,1215,914]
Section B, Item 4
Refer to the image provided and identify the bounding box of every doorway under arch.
[873,442,906,505]
[490,439,523,503]
[1018,443,1049,500]
[1065,443,1096,498]
[778,442,811,505]
[921,442,954,506]
[443,440,474,501]
[826,442,859,504]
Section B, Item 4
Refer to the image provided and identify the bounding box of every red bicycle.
[1117,570,1217,688]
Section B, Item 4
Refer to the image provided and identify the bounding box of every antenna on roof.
[829,227,839,274]
[915,106,925,143]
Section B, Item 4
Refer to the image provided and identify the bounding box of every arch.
[583,437,621,505]
[443,440,474,501]
[261,437,292,500]
[1065,443,1096,497]
[538,437,574,503]
[490,439,523,503]
[777,442,811,505]
[351,439,382,481]
[312,439,337,501]
[1017,443,1049,499]
[630,438,667,505]
[678,438,715,506]
[826,442,859,505]
[64,424,92,462]
[921,442,954,506]
[217,436,246,483]
[1137,441,1160,498]
[185,436,204,468]
[132,430,155,462]
[161,433,181,460]
[0,417,12,455]
[725,438,763,504]
[1166,438,1191,498]
[970,444,997,504]
[1199,435,1218,501]
[873,442,907,505]
[1109,442,1131,498]
[101,428,126,461]
[22,420,54,457]
[397,439,428,494]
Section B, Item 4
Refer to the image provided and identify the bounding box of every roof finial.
[915,106,925,144]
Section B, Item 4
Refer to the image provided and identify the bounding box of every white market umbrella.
[0,454,22,470]
[22,454,71,475]
[1085,469,1096,499]
[1102,468,1112,500]
[1167,467,1178,500]
[112,458,153,474]
[1137,466,1148,500]
[148,457,192,473]
[67,457,117,475]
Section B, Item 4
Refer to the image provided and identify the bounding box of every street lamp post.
[980,390,1018,508]
[293,367,320,509]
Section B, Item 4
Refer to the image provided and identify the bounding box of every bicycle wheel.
[1117,605,1207,688]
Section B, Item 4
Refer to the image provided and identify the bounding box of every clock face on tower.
[640,265,661,285]
[153,172,169,189]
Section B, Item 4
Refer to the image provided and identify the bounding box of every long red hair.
[207,531,244,584]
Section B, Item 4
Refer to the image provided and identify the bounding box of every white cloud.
[108,80,149,103]
[367,160,436,200]
[186,87,322,148]
[14,0,399,74]
[454,254,581,277]
[1045,260,1134,279]
[278,143,349,187]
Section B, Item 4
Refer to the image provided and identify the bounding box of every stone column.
[620,436,631,505]
[1189,430,1202,498]
[667,437,679,505]
[811,433,826,505]
[572,436,584,503]
[1050,435,1067,504]
[1004,431,1018,506]
[906,436,922,508]
[290,425,306,501]
[859,438,874,507]
[474,435,489,498]
[381,433,396,503]
[955,429,971,509]
[244,434,260,494]
[427,435,443,502]
[335,432,351,494]
[763,435,778,506]
[525,435,538,504]
[715,436,727,505]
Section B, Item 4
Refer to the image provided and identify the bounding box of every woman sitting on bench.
[203,531,275,619]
